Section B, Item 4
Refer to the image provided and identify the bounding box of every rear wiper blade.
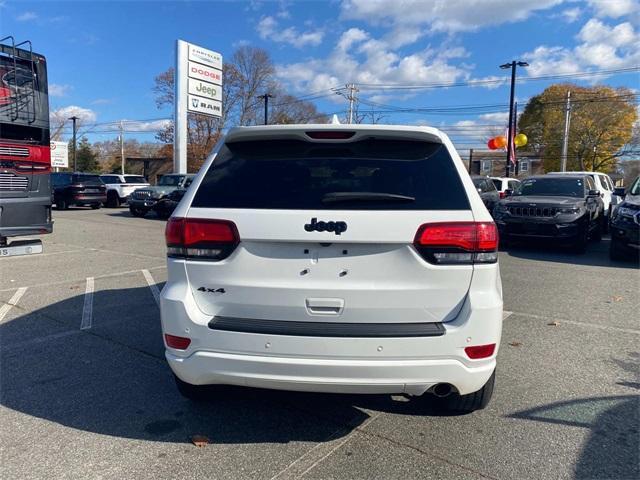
[321,192,416,204]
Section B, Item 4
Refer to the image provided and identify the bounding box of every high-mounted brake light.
[465,343,496,359]
[305,131,355,140]
[165,218,239,260]
[413,222,498,265]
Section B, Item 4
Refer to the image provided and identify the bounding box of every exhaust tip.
[432,383,453,398]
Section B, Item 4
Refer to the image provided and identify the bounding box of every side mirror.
[504,189,513,197]
[614,186,626,197]
[588,189,600,197]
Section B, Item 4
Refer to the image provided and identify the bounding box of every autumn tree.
[518,84,637,172]
[152,46,325,171]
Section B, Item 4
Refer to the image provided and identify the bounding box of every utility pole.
[499,61,528,178]
[119,120,125,175]
[513,102,519,176]
[560,90,572,172]
[257,93,273,125]
[70,116,78,171]
[345,83,359,124]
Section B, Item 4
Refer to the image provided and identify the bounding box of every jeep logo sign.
[188,78,222,101]
[304,218,348,235]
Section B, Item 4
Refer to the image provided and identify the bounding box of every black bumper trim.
[208,317,446,338]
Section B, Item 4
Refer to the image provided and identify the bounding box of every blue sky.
[2,0,639,150]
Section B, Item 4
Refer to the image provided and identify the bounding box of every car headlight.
[558,207,581,214]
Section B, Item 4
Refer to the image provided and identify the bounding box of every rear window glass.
[72,174,102,184]
[125,176,147,183]
[491,179,502,190]
[192,139,470,210]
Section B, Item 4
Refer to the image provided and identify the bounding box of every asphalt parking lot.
[1,207,638,480]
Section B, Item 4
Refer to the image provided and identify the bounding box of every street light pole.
[70,116,78,171]
[500,61,528,178]
[257,93,273,125]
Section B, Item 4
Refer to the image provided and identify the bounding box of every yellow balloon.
[514,133,528,147]
[494,136,507,148]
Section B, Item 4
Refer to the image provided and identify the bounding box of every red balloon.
[487,138,498,150]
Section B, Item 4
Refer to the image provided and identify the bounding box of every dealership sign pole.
[174,39,223,174]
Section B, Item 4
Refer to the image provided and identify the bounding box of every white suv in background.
[490,177,521,199]
[160,125,503,413]
[100,174,150,208]
[549,171,620,224]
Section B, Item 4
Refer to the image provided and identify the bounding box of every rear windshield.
[125,176,147,184]
[516,177,585,197]
[192,139,470,210]
[72,174,102,184]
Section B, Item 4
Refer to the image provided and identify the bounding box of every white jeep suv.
[160,125,503,412]
[100,174,150,208]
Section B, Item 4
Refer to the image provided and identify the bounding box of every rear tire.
[129,207,147,218]
[106,191,120,208]
[437,370,495,413]
[90,203,101,210]
[56,198,68,210]
[174,375,214,401]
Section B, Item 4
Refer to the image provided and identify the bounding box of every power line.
[355,66,640,90]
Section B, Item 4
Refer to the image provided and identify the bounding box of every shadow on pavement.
[509,394,640,479]
[0,287,454,446]
[501,237,640,269]
[104,209,166,221]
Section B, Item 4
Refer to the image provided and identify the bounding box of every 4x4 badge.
[304,217,348,235]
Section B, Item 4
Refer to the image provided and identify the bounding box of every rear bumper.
[0,196,52,237]
[166,350,496,396]
[71,194,107,204]
[161,261,503,396]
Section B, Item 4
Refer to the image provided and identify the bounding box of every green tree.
[518,84,637,173]
[70,137,99,172]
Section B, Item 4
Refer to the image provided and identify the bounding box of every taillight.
[164,334,191,350]
[465,343,496,359]
[413,222,498,265]
[165,217,239,261]
[499,191,506,199]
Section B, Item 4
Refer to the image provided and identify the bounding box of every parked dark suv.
[51,173,107,210]
[471,176,500,215]
[493,174,605,252]
[609,176,640,260]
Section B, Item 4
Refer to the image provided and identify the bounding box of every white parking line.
[503,310,513,320]
[80,277,94,330]
[142,269,160,306]
[0,287,28,322]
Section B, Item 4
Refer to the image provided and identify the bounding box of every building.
[467,150,543,178]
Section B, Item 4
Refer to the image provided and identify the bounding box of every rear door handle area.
[305,298,344,316]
